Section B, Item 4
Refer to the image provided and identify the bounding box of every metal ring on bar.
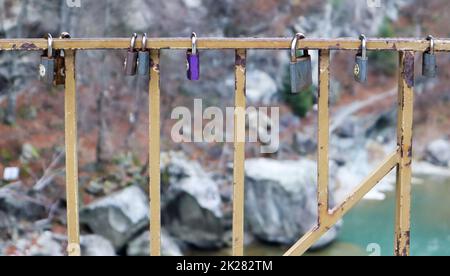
[142,33,148,51]
[47,33,53,58]
[191,32,198,55]
[427,35,435,54]
[130,33,138,49]
[290,33,306,62]
[359,34,367,58]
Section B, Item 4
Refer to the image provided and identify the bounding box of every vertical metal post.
[149,49,161,256]
[284,50,331,257]
[395,51,414,256]
[232,49,247,256]
[317,50,330,224]
[64,50,81,257]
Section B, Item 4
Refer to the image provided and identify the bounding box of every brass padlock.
[138,33,150,76]
[290,33,313,94]
[124,33,138,76]
[354,34,368,83]
[53,50,65,86]
[39,34,55,84]
[53,32,71,86]
[423,35,437,78]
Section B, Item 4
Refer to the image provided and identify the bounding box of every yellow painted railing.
[0,37,434,256]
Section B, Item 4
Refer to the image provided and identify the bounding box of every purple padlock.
[187,32,200,81]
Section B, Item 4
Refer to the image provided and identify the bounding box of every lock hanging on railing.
[138,33,150,76]
[290,33,312,94]
[423,35,437,78]
[53,32,71,86]
[39,33,55,84]
[124,33,138,76]
[354,34,368,83]
[187,32,200,81]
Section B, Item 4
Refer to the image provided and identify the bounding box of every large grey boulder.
[81,235,116,256]
[127,230,183,256]
[80,185,149,250]
[245,158,341,249]
[161,152,225,249]
[425,139,450,167]
[0,183,47,221]
[0,211,15,240]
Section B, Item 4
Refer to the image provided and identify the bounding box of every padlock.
[138,33,150,76]
[354,34,368,83]
[422,35,437,78]
[53,32,71,86]
[54,50,66,86]
[290,33,312,93]
[124,33,138,76]
[39,34,55,84]
[187,32,200,81]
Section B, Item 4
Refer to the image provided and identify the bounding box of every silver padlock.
[290,33,313,94]
[124,33,138,76]
[354,34,368,83]
[138,33,150,76]
[39,33,55,84]
[423,35,437,78]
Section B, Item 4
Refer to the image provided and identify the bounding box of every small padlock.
[53,32,71,86]
[423,35,437,78]
[54,50,65,85]
[187,32,200,81]
[354,34,368,83]
[39,34,55,84]
[138,33,150,76]
[124,33,138,76]
[290,33,313,94]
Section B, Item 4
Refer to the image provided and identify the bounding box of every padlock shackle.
[427,35,435,55]
[129,33,138,50]
[291,33,307,62]
[46,33,53,58]
[142,33,148,51]
[191,32,198,55]
[359,34,367,59]
[60,32,71,39]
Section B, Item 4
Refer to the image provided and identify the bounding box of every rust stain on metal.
[405,231,411,247]
[400,231,411,256]
[150,59,160,72]
[20,42,38,50]
[402,51,415,88]
[235,53,246,67]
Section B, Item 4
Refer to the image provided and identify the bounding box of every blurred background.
[0,0,450,256]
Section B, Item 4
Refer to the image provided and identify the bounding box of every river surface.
[190,178,450,256]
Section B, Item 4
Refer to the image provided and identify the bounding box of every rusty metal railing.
[0,37,442,256]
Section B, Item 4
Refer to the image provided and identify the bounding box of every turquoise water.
[338,178,450,256]
[191,179,450,256]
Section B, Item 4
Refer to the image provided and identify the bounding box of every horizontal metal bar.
[1,37,450,51]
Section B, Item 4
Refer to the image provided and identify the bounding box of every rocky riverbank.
[1,123,448,255]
